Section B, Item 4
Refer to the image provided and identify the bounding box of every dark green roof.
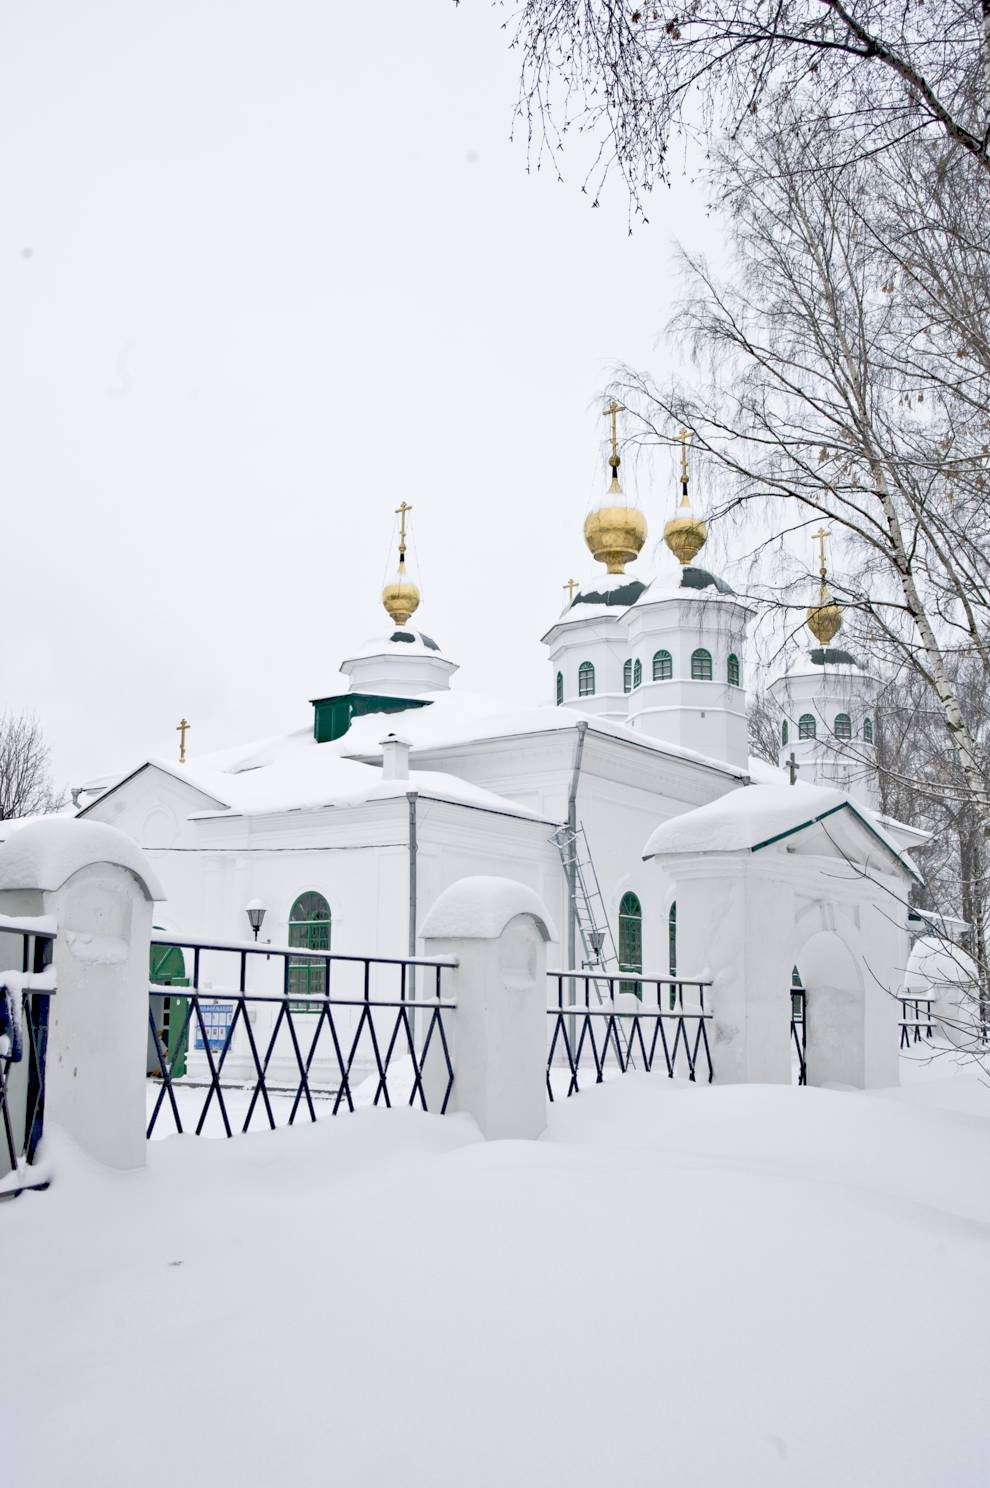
[571,578,647,609]
[680,566,735,595]
[809,647,859,667]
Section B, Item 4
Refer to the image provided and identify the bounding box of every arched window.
[727,653,741,687]
[834,712,852,739]
[623,658,633,694]
[288,891,331,1008]
[578,661,595,697]
[633,658,642,689]
[618,891,643,998]
[798,714,816,740]
[653,649,672,681]
[691,647,713,681]
[668,901,678,1010]
[782,719,789,747]
[863,716,874,743]
[555,671,563,706]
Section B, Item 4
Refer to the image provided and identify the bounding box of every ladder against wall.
[551,824,618,973]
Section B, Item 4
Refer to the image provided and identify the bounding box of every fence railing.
[546,969,714,1099]
[0,916,56,1198]
[898,994,935,1048]
[791,988,807,1086]
[147,936,457,1138]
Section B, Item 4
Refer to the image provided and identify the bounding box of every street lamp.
[245,899,267,942]
[583,928,606,968]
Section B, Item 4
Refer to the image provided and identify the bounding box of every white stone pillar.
[0,820,163,1170]
[421,876,556,1140]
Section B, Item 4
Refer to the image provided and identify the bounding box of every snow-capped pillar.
[421,876,557,1140]
[0,820,164,1170]
[654,852,794,1085]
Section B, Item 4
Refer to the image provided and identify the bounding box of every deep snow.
[6,1067,990,1487]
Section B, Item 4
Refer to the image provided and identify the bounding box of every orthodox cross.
[563,577,579,603]
[787,751,800,786]
[677,426,692,499]
[395,501,412,561]
[177,718,190,764]
[812,525,831,579]
[603,400,622,474]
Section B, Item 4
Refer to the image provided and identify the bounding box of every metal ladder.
[551,824,619,975]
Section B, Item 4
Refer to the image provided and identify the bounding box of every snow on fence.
[546,969,715,1099]
[0,915,57,1198]
[146,936,457,1138]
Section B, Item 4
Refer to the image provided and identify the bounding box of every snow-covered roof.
[904,934,978,994]
[0,818,165,899]
[421,876,557,941]
[642,782,921,879]
[81,727,551,825]
[340,627,450,662]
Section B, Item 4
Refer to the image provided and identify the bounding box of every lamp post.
[245,899,267,942]
[583,928,606,969]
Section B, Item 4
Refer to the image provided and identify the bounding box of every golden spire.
[382,501,421,627]
[583,400,647,575]
[176,718,190,764]
[563,577,579,604]
[806,526,843,644]
[663,427,708,565]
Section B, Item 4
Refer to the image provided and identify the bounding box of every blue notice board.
[195,1002,234,1052]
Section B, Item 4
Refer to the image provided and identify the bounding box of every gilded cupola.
[806,526,843,644]
[583,400,647,575]
[382,499,421,627]
[663,428,708,565]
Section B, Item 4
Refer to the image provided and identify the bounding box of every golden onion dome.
[382,570,420,627]
[663,493,708,566]
[806,582,843,645]
[583,480,647,575]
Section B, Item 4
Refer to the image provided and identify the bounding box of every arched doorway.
[148,939,189,1079]
[792,929,865,1087]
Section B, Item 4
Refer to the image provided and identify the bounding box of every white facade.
[769,647,881,809]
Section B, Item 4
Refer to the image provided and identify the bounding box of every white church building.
[74,429,927,1087]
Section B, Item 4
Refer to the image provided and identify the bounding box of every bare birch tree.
[0,714,64,821]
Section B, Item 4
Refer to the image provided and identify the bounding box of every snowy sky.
[2,0,718,790]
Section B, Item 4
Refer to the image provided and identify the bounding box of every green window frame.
[623,658,633,694]
[556,671,563,706]
[288,891,331,1010]
[863,716,874,743]
[578,661,595,697]
[782,719,789,746]
[691,648,713,681]
[633,658,642,689]
[618,891,643,998]
[834,712,852,739]
[798,713,816,740]
[727,653,740,687]
[653,649,672,681]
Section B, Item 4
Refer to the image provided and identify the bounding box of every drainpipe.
[566,721,589,976]
[407,789,418,1019]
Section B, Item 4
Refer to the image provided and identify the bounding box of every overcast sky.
[2,0,720,791]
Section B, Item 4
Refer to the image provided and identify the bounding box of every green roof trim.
[309,692,431,744]
[751,800,922,882]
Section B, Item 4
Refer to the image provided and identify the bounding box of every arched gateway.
[642,784,920,1088]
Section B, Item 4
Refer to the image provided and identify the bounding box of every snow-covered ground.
[7,1056,990,1487]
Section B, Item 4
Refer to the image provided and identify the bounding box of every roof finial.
[603,400,622,489]
[678,426,691,501]
[663,425,707,565]
[176,717,190,764]
[563,577,579,604]
[382,503,421,627]
[806,525,843,644]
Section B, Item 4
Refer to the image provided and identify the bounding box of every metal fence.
[147,936,456,1138]
[546,970,714,1099]
[898,994,935,1048]
[0,917,56,1198]
[791,988,807,1086]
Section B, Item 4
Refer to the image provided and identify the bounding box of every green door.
[149,941,190,1079]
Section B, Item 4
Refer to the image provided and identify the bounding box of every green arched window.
[288,891,331,1008]
[618,891,643,998]
[555,671,563,706]
[653,649,672,681]
[834,712,852,739]
[668,901,678,1010]
[727,653,740,687]
[782,719,789,746]
[578,661,595,697]
[623,658,633,694]
[863,716,874,743]
[633,658,642,689]
[691,648,713,681]
[798,713,816,740]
